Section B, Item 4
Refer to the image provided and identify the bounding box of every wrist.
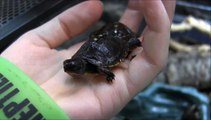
[0,56,69,120]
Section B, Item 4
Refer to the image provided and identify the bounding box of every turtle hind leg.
[126,38,142,60]
[98,67,115,83]
[128,38,142,50]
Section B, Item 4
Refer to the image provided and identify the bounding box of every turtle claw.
[106,73,115,83]
[98,67,115,83]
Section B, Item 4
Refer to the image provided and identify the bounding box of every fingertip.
[162,0,176,22]
[139,0,171,32]
[83,0,103,20]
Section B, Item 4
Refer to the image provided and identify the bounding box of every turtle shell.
[63,22,141,82]
[73,22,139,66]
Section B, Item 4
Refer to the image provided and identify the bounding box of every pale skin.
[1,0,176,119]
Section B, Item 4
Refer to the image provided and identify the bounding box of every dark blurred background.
[0,0,210,120]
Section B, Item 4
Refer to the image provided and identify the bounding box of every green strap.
[0,57,69,120]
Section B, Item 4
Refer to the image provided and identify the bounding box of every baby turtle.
[63,22,141,82]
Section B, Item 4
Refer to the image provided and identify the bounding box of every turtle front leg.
[128,38,142,50]
[98,67,115,82]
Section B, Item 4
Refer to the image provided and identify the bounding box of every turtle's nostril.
[63,60,70,71]
[63,60,68,66]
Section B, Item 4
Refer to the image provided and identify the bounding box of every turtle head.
[63,58,86,74]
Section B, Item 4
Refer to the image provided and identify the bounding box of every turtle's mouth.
[63,60,70,71]
[63,63,71,73]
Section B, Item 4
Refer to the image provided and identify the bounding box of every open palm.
[1,1,175,119]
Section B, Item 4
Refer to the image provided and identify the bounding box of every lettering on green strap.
[0,73,45,120]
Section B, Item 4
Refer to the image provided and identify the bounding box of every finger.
[139,0,171,66]
[119,0,143,32]
[130,0,176,65]
[127,0,175,91]
[162,0,176,22]
[29,1,103,48]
